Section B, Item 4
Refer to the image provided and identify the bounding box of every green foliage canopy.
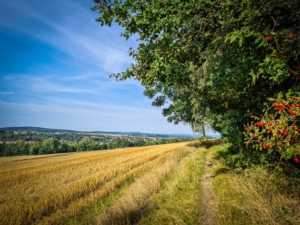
[93,0,300,149]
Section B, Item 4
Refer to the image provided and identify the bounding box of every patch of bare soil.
[199,150,217,225]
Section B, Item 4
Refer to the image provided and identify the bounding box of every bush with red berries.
[244,96,300,165]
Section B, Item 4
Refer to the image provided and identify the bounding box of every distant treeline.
[0,137,192,157]
[0,132,112,142]
[0,131,189,142]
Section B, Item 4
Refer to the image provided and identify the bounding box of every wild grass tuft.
[95,148,191,225]
[187,139,224,149]
[137,148,207,225]
[211,145,300,225]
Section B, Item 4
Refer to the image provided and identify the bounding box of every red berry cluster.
[279,52,287,58]
[255,122,266,127]
[265,34,300,79]
[281,129,288,137]
[244,97,300,163]
[273,103,299,115]
[264,36,273,42]
[264,35,287,57]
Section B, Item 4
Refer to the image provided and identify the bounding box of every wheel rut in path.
[199,149,217,225]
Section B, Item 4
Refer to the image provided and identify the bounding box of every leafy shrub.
[244,96,300,167]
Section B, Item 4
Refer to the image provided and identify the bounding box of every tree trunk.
[201,121,207,140]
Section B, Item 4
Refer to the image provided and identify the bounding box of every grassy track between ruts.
[135,148,207,225]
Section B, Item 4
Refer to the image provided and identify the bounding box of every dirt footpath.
[199,150,217,225]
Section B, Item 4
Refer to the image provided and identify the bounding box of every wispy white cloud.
[0,1,193,134]
[61,73,100,80]
[0,0,135,74]
[59,73,142,90]
[0,99,192,134]
[0,92,14,95]
[41,96,155,113]
[1,73,142,97]
[29,77,100,94]
[1,74,97,95]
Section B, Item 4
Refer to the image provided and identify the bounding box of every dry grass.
[213,173,300,225]
[211,146,300,225]
[95,147,190,225]
[137,148,207,225]
[0,143,189,225]
[0,153,73,163]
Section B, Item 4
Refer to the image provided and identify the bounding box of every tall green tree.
[0,142,5,156]
[15,140,28,155]
[93,0,300,151]
[29,142,40,155]
[39,138,60,154]
[78,139,99,151]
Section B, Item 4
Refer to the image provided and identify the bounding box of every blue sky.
[0,0,196,134]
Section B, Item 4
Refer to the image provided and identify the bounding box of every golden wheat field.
[0,142,203,225]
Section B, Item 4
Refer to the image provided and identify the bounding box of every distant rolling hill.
[0,126,214,138]
[0,126,79,133]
